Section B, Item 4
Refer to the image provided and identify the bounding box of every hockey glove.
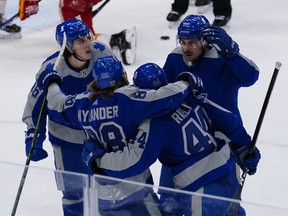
[177,71,204,95]
[37,64,62,92]
[19,0,39,21]
[25,128,48,161]
[202,25,239,59]
[82,139,107,173]
[230,143,261,175]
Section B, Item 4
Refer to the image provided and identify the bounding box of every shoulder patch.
[93,42,105,52]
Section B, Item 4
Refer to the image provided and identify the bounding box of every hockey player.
[166,0,212,23]
[81,69,261,215]
[166,0,232,27]
[35,58,198,215]
[22,19,117,216]
[0,0,21,39]
[59,0,136,65]
[161,14,260,215]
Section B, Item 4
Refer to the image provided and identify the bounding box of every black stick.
[249,61,282,152]
[238,61,282,196]
[231,61,282,215]
[11,98,47,216]
[92,0,111,17]
[11,32,67,216]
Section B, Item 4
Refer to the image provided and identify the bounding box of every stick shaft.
[11,98,47,216]
[250,61,282,151]
[11,32,67,216]
[241,61,282,191]
[92,0,110,17]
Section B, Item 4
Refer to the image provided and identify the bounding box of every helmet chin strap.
[72,52,87,62]
[67,46,86,62]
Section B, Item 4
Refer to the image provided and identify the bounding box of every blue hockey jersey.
[160,45,259,193]
[22,41,115,183]
[93,95,251,192]
[46,81,189,148]
[163,47,259,119]
[45,80,189,209]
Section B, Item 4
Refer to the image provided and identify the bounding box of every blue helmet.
[177,15,210,39]
[55,19,92,50]
[93,56,124,89]
[133,63,168,90]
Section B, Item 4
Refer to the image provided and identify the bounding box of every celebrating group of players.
[22,8,260,216]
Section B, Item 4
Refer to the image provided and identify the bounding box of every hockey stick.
[0,13,19,29]
[11,98,46,216]
[11,33,67,216]
[10,96,47,216]
[231,61,282,215]
[92,0,110,17]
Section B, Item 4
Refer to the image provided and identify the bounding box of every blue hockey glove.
[177,71,204,95]
[82,139,107,173]
[230,143,261,175]
[37,64,62,91]
[202,25,239,59]
[25,128,48,161]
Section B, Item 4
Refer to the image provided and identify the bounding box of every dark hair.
[87,75,130,99]
[63,48,73,59]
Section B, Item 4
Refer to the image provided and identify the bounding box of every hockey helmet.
[133,63,168,90]
[93,56,124,89]
[177,15,210,39]
[55,19,92,50]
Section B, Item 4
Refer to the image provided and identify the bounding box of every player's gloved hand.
[177,71,204,95]
[37,64,62,91]
[19,0,39,21]
[230,143,261,175]
[25,128,48,161]
[82,139,107,173]
[202,25,239,59]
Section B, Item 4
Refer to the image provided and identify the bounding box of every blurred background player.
[59,0,136,65]
[166,0,232,27]
[0,0,21,39]
[167,0,212,23]
[212,0,232,26]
